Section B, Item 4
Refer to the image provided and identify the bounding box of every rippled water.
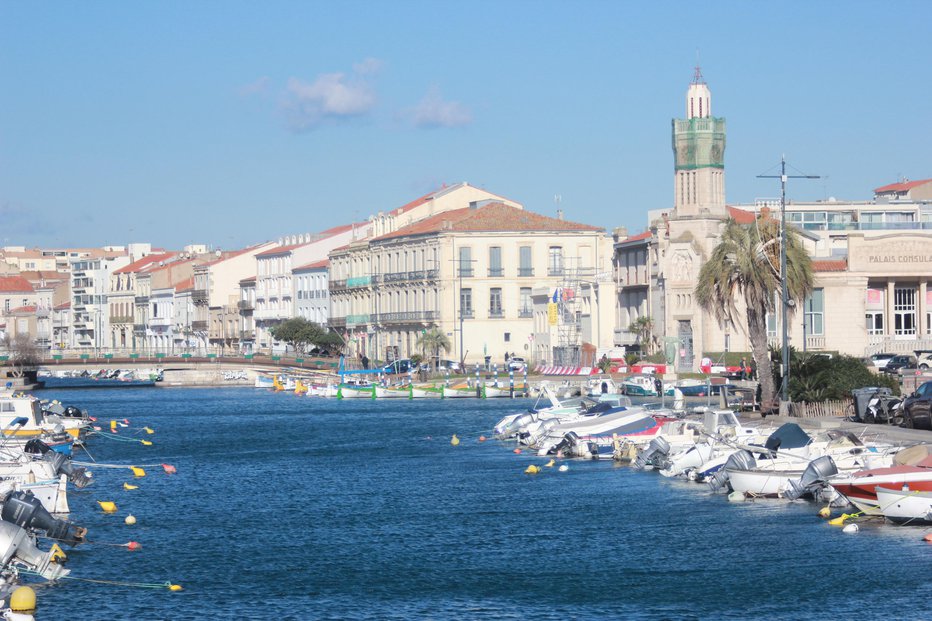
[32,388,932,620]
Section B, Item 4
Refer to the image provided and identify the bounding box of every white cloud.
[280,61,382,132]
[238,76,270,97]
[409,87,472,129]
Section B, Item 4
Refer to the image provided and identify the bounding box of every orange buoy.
[924,533,932,543]
[478,435,487,442]
[513,448,522,454]
[126,541,142,551]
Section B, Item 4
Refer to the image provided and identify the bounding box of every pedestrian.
[361,354,369,370]
[739,357,747,380]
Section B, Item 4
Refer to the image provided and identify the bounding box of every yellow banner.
[547,303,558,325]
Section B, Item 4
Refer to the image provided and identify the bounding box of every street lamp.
[758,156,819,407]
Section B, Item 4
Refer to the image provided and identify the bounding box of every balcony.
[382,269,440,284]
[488,309,504,319]
[613,329,637,347]
[149,315,170,327]
[237,300,254,311]
[329,317,346,328]
[459,309,474,319]
[457,268,474,278]
[240,330,255,340]
[518,309,533,318]
[110,315,133,324]
[805,335,826,350]
[133,324,146,334]
[192,289,208,304]
[192,320,208,332]
[346,314,370,327]
[488,268,504,277]
[134,296,149,304]
[35,307,50,318]
[376,311,438,325]
[518,267,534,277]
[346,276,371,288]
[329,279,348,292]
[548,268,565,277]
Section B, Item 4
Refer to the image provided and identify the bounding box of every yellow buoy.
[98,500,118,513]
[545,459,555,468]
[168,584,183,592]
[131,467,146,477]
[110,420,117,432]
[818,507,831,519]
[9,586,36,613]
[525,465,540,474]
[450,434,460,446]
[144,427,155,434]
[140,440,153,446]
[123,482,138,490]
[125,515,137,525]
[828,513,851,526]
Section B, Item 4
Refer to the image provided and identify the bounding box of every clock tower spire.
[672,66,726,217]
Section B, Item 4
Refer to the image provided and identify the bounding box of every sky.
[2,1,931,250]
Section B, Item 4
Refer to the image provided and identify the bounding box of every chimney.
[557,209,564,221]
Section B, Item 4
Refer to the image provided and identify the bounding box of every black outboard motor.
[1,491,87,546]
[552,431,580,456]
[783,456,839,500]
[708,450,756,492]
[634,436,671,471]
[23,440,91,488]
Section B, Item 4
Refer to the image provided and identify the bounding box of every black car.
[901,380,932,430]
[883,354,917,375]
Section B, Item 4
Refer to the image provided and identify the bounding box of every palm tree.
[628,316,656,355]
[695,215,813,407]
[416,328,451,370]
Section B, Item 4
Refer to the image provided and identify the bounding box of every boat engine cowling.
[1,491,86,546]
[708,450,756,492]
[634,436,671,470]
[43,451,91,489]
[503,412,537,437]
[0,520,70,581]
[783,456,839,501]
[524,418,558,447]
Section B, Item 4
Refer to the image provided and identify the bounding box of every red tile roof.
[616,231,653,246]
[389,183,517,217]
[113,252,177,274]
[17,271,69,283]
[727,206,757,224]
[239,276,257,283]
[372,203,601,241]
[0,276,35,292]
[812,259,847,272]
[293,259,329,272]
[874,179,932,194]
[54,301,71,310]
[8,305,37,314]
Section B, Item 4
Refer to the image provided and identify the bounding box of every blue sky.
[2,1,930,250]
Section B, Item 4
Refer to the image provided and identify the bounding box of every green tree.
[415,328,451,370]
[269,318,328,355]
[695,215,813,407]
[627,316,656,355]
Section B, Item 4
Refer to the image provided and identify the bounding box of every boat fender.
[525,465,540,474]
[9,586,36,614]
[818,507,831,519]
[558,464,569,472]
[450,434,460,446]
[842,523,859,534]
[727,491,745,503]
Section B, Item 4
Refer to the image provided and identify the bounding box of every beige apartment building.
[330,200,614,367]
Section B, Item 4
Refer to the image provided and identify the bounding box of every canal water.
[35,387,932,620]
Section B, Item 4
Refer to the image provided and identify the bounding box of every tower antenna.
[693,49,704,84]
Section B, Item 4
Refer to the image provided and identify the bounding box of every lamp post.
[758,156,819,407]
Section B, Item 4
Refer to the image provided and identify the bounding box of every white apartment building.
[255,226,366,353]
[293,260,330,326]
[71,254,132,349]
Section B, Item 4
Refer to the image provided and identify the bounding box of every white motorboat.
[336,381,375,399]
[374,385,411,399]
[824,445,932,515]
[875,485,932,524]
[535,407,664,457]
[0,391,88,442]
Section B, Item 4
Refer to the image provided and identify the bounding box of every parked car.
[883,354,917,376]
[916,351,932,371]
[420,358,461,373]
[901,380,932,430]
[507,357,527,372]
[869,352,896,369]
[381,359,413,375]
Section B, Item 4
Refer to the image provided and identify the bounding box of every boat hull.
[875,486,932,524]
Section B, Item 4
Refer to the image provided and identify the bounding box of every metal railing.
[237,300,254,311]
[376,311,438,324]
[488,309,504,319]
[192,290,208,303]
[518,267,534,277]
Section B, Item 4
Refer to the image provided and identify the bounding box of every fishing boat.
[874,485,932,524]
[622,374,659,396]
[374,384,411,399]
[535,406,665,458]
[0,391,89,442]
[410,384,443,399]
[663,378,708,397]
[255,373,275,389]
[442,382,477,398]
[336,381,375,399]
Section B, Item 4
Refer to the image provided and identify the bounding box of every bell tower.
[672,66,726,217]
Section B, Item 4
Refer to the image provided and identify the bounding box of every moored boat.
[875,485,932,524]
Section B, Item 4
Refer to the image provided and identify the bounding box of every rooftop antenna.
[693,49,704,84]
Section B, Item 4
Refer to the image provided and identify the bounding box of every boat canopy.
[764,423,812,452]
